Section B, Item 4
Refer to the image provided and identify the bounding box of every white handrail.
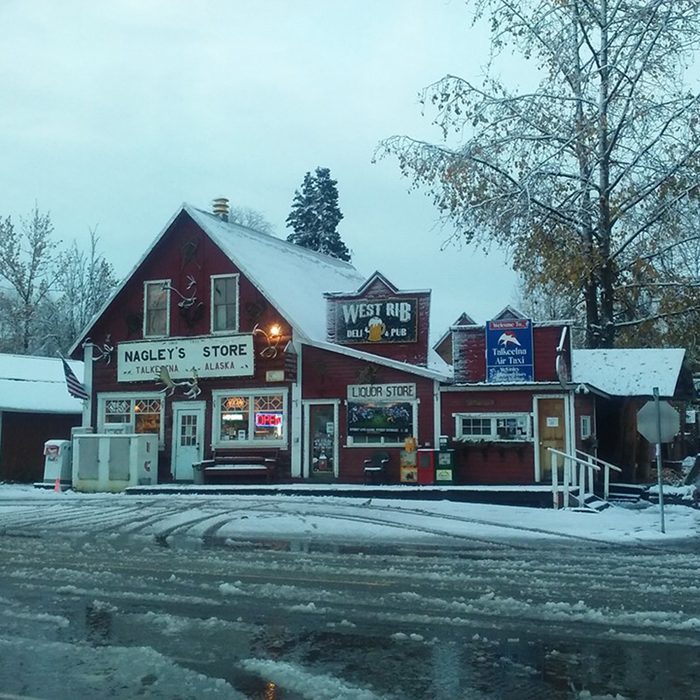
[575,449,622,501]
[548,446,621,507]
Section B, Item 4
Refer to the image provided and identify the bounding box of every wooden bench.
[194,451,278,484]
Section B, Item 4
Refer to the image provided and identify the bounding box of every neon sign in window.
[256,412,283,428]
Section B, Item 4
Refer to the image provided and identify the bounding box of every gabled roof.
[187,206,365,341]
[307,339,452,381]
[0,354,84,414]
[71,204,366,353]
[432,312,478,353]
[571,348,686,398]
[323,270,431,298]
[68,204,445,380]
[491,305,527,321]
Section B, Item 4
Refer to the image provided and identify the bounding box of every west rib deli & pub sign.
[334,298,418,344]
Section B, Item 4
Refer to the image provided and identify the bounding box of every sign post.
[636,388,680,534]
[653,388,666,534]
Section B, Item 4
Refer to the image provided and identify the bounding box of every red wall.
[440,389,539,484]
[81,211,293,479]
[452,324,569,383]
[302,345,436,482]
[0,412,80,483]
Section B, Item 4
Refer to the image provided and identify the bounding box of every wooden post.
[604,465,610,500]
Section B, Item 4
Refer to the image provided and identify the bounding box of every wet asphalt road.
[0,496,699,699]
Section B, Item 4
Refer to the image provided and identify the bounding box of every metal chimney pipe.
[212,197,230,221]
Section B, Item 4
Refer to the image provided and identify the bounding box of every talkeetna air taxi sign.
[117,335,254,381]
[335,298,418,344]
[485,319,534,383]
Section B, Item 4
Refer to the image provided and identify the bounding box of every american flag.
[62,358,89,401]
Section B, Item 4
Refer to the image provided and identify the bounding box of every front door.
[306,402,338,480]
[536,397,567,482]
[172,401,205,481]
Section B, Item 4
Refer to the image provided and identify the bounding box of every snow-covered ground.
[2,484,700,699]
[0,483,698,545]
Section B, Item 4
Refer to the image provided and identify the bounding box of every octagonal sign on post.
[637,400,680,443]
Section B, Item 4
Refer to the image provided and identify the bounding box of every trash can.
[192,461,206,485]
[39,439,72,490]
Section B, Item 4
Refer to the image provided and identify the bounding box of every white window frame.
[97,392,165,448]
[143,279,170,338]
[210,273,240,334]
[453,412,532,442]
[580,415,593,440]
[212,388,288,448]
[346,399,419,448]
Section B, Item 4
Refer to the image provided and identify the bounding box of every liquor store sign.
[335,298,418,344]
[118,335,254,382]
[347,383,417,402]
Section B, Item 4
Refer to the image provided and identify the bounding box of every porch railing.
[548,447,622,509]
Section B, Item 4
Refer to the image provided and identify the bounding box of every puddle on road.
[70,597,700,699]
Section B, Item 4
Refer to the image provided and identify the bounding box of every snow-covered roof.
[0,354,84,414]
[306,339,452,381]
[571,348,686,398]
[186,205,366,341]
[68,203,444,380]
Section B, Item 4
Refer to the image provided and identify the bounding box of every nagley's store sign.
[335,298,418,344]
[117,335,254,382]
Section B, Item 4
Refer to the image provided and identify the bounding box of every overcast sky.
[0,0,519,341]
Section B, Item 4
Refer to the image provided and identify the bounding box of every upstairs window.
[144,280,170,337]
[211,274,239,333]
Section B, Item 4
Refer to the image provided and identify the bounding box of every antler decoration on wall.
[161,276,205,328]
[82,335,114,364]
[162,275,200,309]
[253,323,283,358]
[156,366,201,399]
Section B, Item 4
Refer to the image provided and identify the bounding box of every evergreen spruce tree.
[286,167,350,262]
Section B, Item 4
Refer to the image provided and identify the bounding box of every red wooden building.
[69,202,692,488]
[435,307,586,485]
[70,203,449,483]
[0,354,83,482]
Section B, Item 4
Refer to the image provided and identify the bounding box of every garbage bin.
[192,461,206,485]
[39,439,72,490]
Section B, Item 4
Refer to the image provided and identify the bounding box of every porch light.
[253,322,284,358]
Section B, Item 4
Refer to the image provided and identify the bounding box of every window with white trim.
[454,412,531,441]
[213,389,287,446]
[347,400,418,446]
[580,415,592,440]
[143,280,170,337]
[211,274,239,333]
[97,394,164,447]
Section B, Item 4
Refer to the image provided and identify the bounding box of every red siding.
[82,211,295,480]
[1,412,80,482]
[302,345,435,482]
[440,389,552,484]
[452,323,569,383]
